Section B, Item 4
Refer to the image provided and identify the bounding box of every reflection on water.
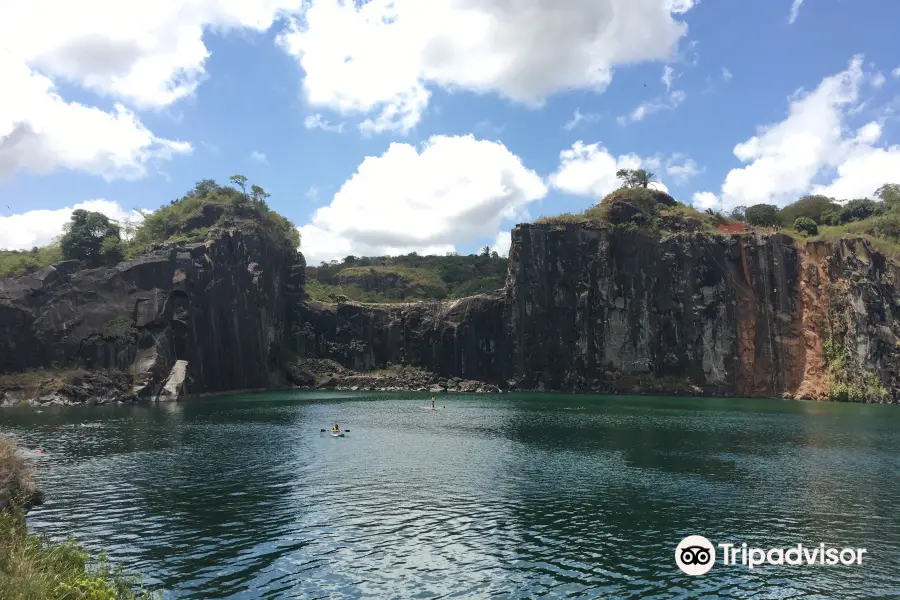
[2,392,899,598]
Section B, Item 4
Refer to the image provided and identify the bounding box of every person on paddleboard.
[431,396,435,408]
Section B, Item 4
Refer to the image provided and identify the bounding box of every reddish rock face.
[500,224,900,401]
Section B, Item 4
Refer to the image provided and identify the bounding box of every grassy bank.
[0,436,158,600]
[306,252,508,303]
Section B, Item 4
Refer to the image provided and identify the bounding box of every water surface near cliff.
[2,392,900,598]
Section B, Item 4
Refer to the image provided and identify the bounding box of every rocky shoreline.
[0,370,138,407]
[287,358,502,393]
[0,360,502,407]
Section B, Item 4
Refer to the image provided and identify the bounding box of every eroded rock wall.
[4,220,900,404]
[289,295,506,383]
[0,229,303,399]
[501,223,900,401]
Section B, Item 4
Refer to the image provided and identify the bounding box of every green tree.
[779,194,840,225]
[839,198,886,223]
[615,168,655,189]
[250,184,270,204]
[229,174,248,194]
[821,206,841,226]
[481,245,491,257]
[59,210,123,266]
[793,217,818,236]
[729,206,747,222]
[744,204,780,227]
[875,183,900,211]
[190,179,219,198]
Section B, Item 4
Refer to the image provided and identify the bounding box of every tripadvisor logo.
[676,535,716,575]
[675,536,867,575]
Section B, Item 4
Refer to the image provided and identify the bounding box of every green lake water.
[2,391,899,599]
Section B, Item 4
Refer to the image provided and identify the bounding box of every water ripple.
[2,392,899,598]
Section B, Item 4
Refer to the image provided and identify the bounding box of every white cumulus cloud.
[702,56,900,211]
[298,135,547,264]
[0,0,303,110]
[249,150,268,163]
[713,55,899,210]
[691,191,719,210]
[0,1,301,179]
[0,199,145,251]
[549,141,674,198]
[279,0,695,133]
[491,231,512,258]
[0,51,191,180]
[666,154,702,183]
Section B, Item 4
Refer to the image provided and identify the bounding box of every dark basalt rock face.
[501,223,900,401]
[289,295,506,383]
[1,229,304,401]
[3,220,900,404]
[291,223,900,402]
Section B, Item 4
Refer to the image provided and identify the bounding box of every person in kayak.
[332,423,340,433]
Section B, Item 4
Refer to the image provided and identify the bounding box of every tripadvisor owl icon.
[676,535,716,575]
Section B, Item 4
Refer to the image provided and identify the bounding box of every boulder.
[157,360,188,402]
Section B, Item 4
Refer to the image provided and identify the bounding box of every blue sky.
[2,0,899,264]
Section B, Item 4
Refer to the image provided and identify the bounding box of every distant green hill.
[306,252,508,303]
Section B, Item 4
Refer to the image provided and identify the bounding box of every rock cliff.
[1,228,304,403]
[3,220,899,404]
[502,223,900,401]
[290,223,900,403]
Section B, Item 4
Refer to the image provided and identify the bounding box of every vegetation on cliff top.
[1,436,158,599]
[0,176,300,278]
[535,170,900,255]
[128,176,299,257]
[306,249,507,303]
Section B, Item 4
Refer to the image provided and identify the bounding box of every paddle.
[320,429,351,432]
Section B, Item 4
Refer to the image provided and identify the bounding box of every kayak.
[331,432,345,438]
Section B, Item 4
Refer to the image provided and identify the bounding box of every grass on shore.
[0,438,39,512]
[1,436,159,600]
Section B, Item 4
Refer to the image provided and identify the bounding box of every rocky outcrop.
[1,228,304,403]
[290,224,900,403]
[501,224,900,401]
[286,358,499,393]
[289,295,505,383]
[0,370,135,407]
[157,360,189,401]
[4,218,900,405]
